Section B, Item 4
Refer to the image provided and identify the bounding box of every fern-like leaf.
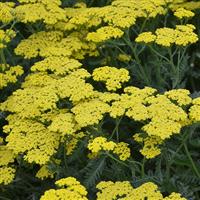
[83,157,106,188]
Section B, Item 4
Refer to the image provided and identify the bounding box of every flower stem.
[141,157,146,178]
[183,142,200,178]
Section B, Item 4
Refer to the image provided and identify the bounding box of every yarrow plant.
[0,0,200,199]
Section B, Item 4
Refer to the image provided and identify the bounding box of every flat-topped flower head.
[164,89,192,106]
[31,57,82,75]
[0,65,24,89]
[40,177,88,200]
[0,29,16,49]
[96,180,186,200]
[92,66,130,91]
[175,24,198,46]
[0,2,15,23]
[155,27,176,47]
[88,137,116,153]
[15,0,65,24]
[0,167,16,185]
[72,100,110,127]
[135,32,156,43]
[86,26,124,43]
[174,7,195,19]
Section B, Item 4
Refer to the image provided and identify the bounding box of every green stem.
[115,120,119,142]
[165,153,171,182]
[168,48,176,73]
[139,18,148,34]
[0,23,9,29]
[123,30,150,85]
[172,47,187,88]
[63,140,68,174]
[149,45,170,63]
[97,118,104,132]
[148,45,170,87]
[5,48,15,65]
[0,21,17,69]
[128,158,143,167]
[170,47,180,89]
[183,142,200,178]
[168,129,190,166]
[168,48,179,88]
[165,128,194,181]
[141,157,146,178]
[0,49,7,70]
[175,49,181,88]
[105,152,129,168]
[109,116,122,140]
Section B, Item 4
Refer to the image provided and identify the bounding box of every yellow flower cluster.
[0,58,95,166]
[189,97,200,122]
[3,116,60,165]
[165,193,188,200]
[86,26,124,43]
[1,59,199,167]
[174,8,195,19]
[36,159,60,180]
[170,1,200,11]
[134,134,163,159]
[96,181,133,199]
[18,0,61,4]
[1,86,59,118]
[88,137,131,161]
[14,31,64,59]
[0,145,16,185]
[48,0,171,34]
[0,64,24,90]
[112,142,131,161]
[107,0,170,26]
[36,165,54,180]
[97,92,121,103]
[40,177,88,200]
[66,132,85,155]
[135,24,198,47]
[117,54,132,62]
[56,70,94,103]
[0,167,16,185]
[92,66,130,91]
[15,0,65,24]
[72,100,110,127]
[1,69,92,116]
[0,146,15,166]
[143,94,188,139]
[107,86,196,158]
[135,32,156,44]
[40,178,186,200]
[22,72,57,88]
[110,86,156,119]
[175,24,198,46]
[155,27,177,47]
[88,137,117,153]
[1,0,200,181]
[31,56,82,75]
[1,0,200,190]
[0,29,16,49]
[15,30,98,60]
[96,181,186,200]
[0,48,97,168]
[48,112,76,136]
[164,89,192,106]
[0,2,15,24]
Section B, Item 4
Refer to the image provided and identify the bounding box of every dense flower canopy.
[0,0,200,199]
